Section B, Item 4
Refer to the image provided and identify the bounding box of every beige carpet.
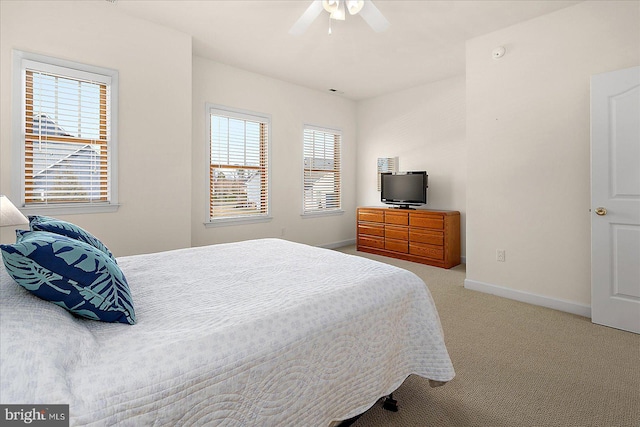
[335,246,640,427]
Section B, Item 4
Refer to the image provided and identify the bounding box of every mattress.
[0,238,454,426]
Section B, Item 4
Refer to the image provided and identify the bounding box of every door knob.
[595,207,607,216]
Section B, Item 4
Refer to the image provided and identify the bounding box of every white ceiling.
[115,0,581,100]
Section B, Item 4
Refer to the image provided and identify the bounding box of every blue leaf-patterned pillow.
[28,215,116,263]
[1,231,136,325]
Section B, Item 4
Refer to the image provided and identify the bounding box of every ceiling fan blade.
[289,0,324,36]
[358,0,390,33]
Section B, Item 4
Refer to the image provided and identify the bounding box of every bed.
[0,237,455,426]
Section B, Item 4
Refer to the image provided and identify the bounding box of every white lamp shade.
[322,0,340,13]
[330,1,346,20]
[346,0,364,15]
[0,195,29,227]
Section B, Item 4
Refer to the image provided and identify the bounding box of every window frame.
[11,50,119,215]
[301,124,344,217]
[204,103,272,227]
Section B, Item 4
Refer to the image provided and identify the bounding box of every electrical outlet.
[496,249,506,262]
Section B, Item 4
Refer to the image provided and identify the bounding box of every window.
[303,125,342,215]
[207,105,270,223]
[377,157,398,191]
[13,51,118,213]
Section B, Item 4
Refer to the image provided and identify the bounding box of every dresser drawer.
[385,225,408,240]
[410,243,444,260]
[409,229,444,246]
[358,235,385,249]
[386,238,408,253]
[358,210,384,223]
[409,213,444,230]
[358,223,384,237]
[385,211,408,225]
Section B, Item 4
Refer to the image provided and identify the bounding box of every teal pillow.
[29,215,116,262]
[1,231,135,325]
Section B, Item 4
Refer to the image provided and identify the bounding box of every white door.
[591,66,640,334]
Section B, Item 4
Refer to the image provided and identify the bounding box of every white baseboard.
[464,279,591,318]
[320,238,356,249]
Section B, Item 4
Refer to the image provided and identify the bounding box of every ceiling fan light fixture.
[289,0,388,36]
[322,0,340,13]
[346,0,364,15]
[330,1,346,20]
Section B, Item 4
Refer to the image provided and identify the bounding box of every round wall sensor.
[492,46,506,59]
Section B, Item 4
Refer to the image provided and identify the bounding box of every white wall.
[356,76,467,257]
[191,57,357,248]
[465,1,639,310]
[0,1,193,256]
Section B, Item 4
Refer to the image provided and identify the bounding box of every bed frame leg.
[382,393,399,412]
[338,394,399,426]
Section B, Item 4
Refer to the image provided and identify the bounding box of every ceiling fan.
[289,0,390,36]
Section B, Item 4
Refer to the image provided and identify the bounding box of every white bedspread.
[0,238,454,426]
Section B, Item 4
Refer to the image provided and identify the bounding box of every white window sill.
[19,203,120,216]
[301,209,345,219]
[204,216,273,228]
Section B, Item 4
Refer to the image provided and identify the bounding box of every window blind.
[377,157,398,191]
[303,126,341,214]
[24,69,110,205]
[209,111,269,220]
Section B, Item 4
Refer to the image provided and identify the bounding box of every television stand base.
[388,205,416,210]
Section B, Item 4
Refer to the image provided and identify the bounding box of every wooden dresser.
[357,207,461,269]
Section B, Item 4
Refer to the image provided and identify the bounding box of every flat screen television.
[380,171,428,209]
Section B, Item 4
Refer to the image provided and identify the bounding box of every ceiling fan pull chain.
[328,14,333,35]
